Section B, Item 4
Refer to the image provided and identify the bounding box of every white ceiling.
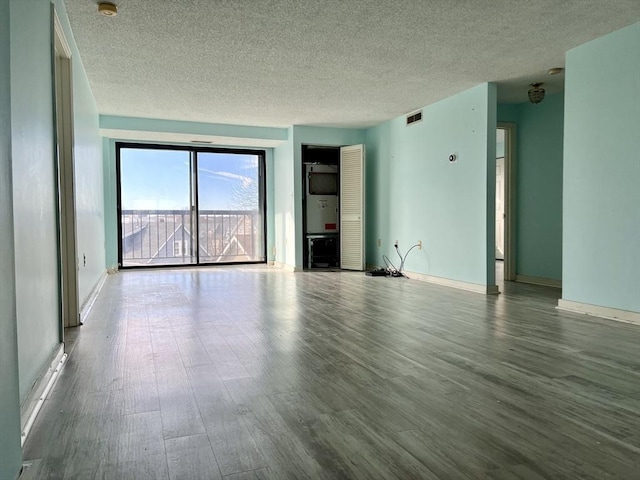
[65,0,640,129]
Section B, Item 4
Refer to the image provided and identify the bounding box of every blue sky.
[120,148,259,210]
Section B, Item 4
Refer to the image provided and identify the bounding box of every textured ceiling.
[65,0,640,129]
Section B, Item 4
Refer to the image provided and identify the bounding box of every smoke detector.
[98,2,118,16]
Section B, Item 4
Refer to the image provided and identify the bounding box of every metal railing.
[120,209,262,266]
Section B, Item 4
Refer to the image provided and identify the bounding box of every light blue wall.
[55,0,106,305]
[11,0,62,402]
[292,126,366,268]
[366,83,497,287]
[563,22,640,313]
[515,93,564,280]
[0,0,23,477]
[10,0,105,402]
[497,103,519,123]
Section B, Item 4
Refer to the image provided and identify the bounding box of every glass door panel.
[119,148,195,267]
[197,152,265,263]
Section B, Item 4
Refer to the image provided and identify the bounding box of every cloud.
[198,167,253,185]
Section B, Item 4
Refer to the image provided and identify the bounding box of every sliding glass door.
[117,144,265,268]
[197,152,264,264]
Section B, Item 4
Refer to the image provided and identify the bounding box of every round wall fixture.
[98,2,118,16]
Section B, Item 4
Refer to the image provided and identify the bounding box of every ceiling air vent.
[406,110,422,126]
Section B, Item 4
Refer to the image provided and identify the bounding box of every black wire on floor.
[382,243,420,277]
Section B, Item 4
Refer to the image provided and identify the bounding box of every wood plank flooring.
[22,266,640,479]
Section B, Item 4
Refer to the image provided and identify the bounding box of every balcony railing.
[121,209,263,266]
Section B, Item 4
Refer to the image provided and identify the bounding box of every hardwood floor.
[22,266,640,479]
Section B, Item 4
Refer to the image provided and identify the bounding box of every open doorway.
[496,123,515,282]
[301,144,366,271]
[302,145,340,269]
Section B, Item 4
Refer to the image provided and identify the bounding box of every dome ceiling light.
[98,2,118,17]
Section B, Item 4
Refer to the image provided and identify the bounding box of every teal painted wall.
[0,0,23,477]
[516,93,564,280]
[55,0,106,306]
[563,22,640,313]
[366,83,497,287]
[292,126,366,268]
[497,103,519,123]
[10,0,105,402]
[11,0,62,401]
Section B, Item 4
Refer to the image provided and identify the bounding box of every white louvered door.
[340,144,365,271]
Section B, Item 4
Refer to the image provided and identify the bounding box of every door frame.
[498,122,516,281]
[53,11,80,330]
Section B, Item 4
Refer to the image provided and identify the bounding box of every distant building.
[121,209,261,266]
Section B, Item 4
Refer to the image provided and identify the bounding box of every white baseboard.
[516,274,562,288]
[273,261,302,272]
[20,344,66,446]
[404,270,500,295]
[79,269,108,325]
[557,299,640,325]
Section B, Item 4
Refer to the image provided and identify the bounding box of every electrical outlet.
[377,239,381,247]
[394,240,399,248]
[418,240,422,250]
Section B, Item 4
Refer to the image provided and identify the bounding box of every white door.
[496,157,505,260]
[340,144,365,271]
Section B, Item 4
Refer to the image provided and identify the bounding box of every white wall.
[273,128,296,267]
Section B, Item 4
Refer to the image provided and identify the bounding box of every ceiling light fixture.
[548,67,564,75]
[528,83,545,104]
[98,2,118,17]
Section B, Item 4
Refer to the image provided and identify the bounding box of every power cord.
[382,243,421,277]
